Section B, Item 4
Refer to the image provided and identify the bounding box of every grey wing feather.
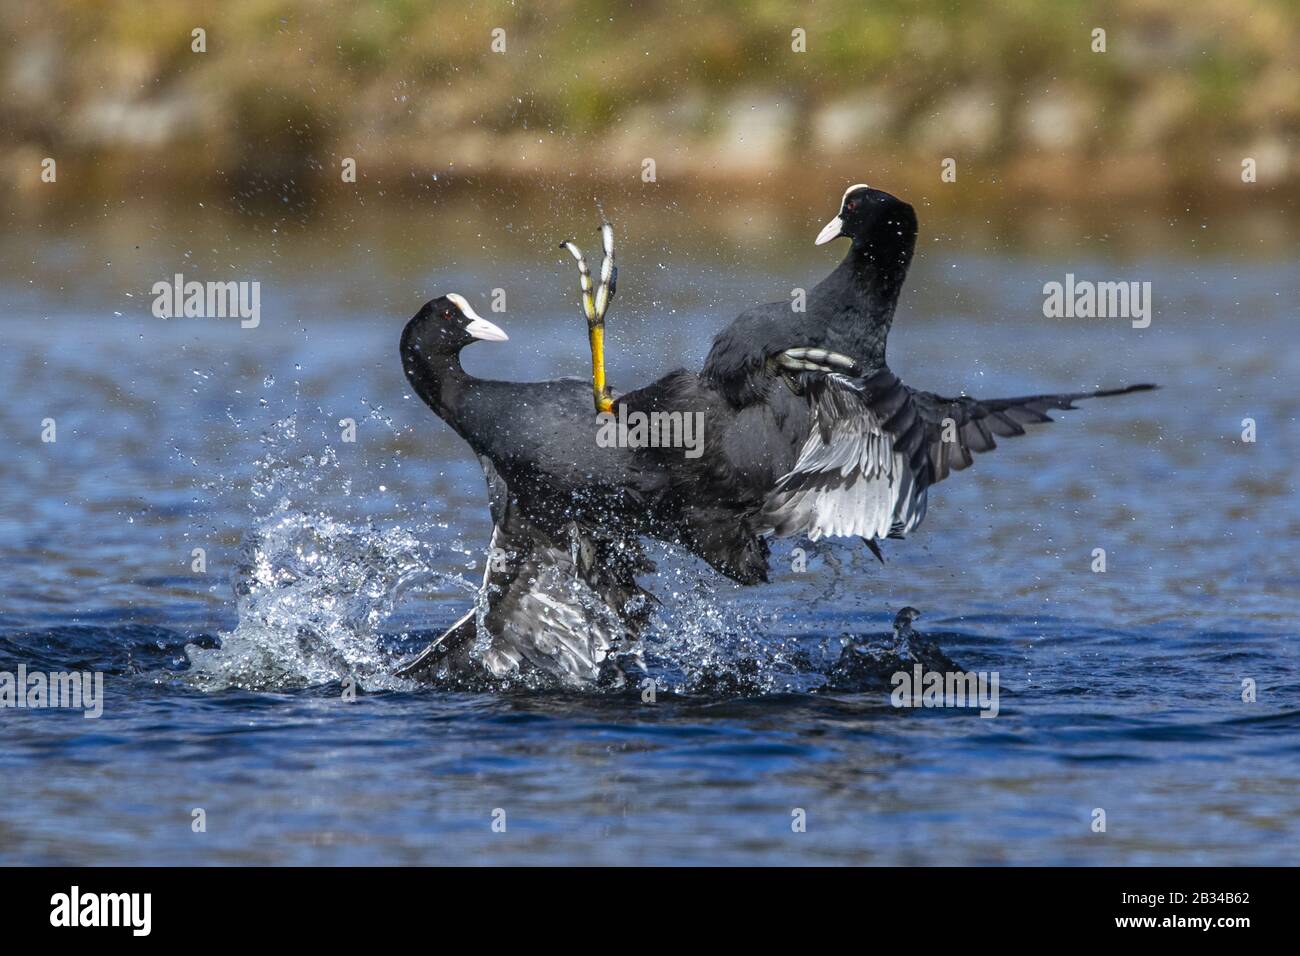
[398,458,654,686]
[760,371,927,541]
[762,369,1154,541]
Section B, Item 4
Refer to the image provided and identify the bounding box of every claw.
[560,241,597,323]
[594,221,615,321]
[560,220,617,414]
[775,347,863,375]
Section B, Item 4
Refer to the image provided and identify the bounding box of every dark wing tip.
[1096,383,1158,397]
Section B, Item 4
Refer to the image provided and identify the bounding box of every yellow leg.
[562,230,617,415]
[589,324,613,413]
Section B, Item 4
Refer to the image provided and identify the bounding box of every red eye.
[846,199,858,211]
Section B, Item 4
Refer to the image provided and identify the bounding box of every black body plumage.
[397,188,1155,684]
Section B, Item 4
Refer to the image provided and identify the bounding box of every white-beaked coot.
[397,293,664,686]
[397,280,799,686]
[623,184,1154,546]
[396,258,862,686]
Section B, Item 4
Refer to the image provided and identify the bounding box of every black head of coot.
[401,293,508,360]
[815,184,918,264]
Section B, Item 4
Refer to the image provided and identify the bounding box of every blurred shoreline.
[4,178,1298,271]
[4,1,1297,205]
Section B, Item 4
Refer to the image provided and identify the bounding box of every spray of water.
[184,507,461,691]
[184,409,928,696]
[184,410,469,691]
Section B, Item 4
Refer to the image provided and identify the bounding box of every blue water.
[1,195,1298,864]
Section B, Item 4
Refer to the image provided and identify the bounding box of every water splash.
[184,409,948,696]
[637,550,812,696]
[184,508,459,691]
[185,410,468,691]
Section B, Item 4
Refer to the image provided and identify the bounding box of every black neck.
[815,236,913,370]
[401,338,468,426]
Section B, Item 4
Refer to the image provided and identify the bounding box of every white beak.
[815,215,843,246]
[446,293,509,341]
[465,315,509,342]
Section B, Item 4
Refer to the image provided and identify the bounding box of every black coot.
[396,292,787,686]
[396,294,658,686]
[623,184,1155,549]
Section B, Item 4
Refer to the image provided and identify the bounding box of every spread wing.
[762,367,1155,541]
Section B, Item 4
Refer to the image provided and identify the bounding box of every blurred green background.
[3,0,1296,205]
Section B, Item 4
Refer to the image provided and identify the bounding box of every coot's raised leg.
[560,221,618,414]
